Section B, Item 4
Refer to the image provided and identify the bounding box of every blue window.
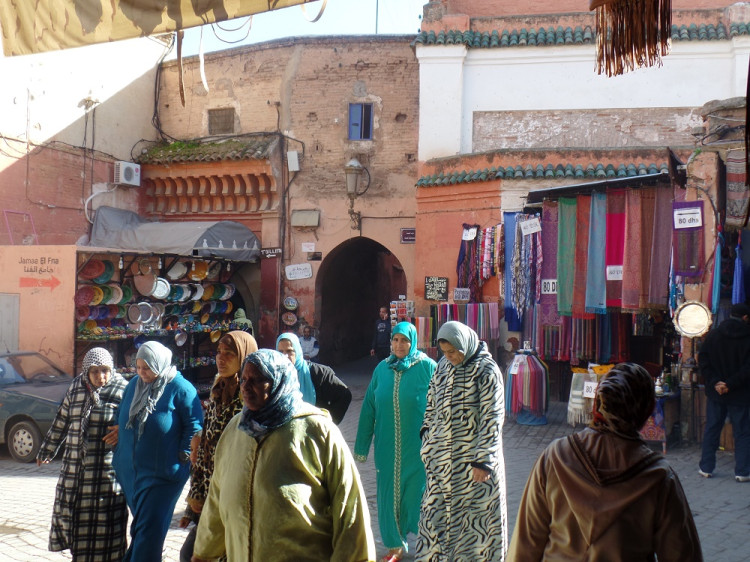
[348,103,373,140]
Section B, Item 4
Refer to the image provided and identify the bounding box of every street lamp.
[344,158,370,230]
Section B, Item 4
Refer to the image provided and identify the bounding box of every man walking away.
[698,302,750,482]
[370,306,392,361]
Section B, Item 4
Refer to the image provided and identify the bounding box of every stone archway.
[316,238,406,365]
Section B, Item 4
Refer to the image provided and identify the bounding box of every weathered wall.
[473,108,702,151]
[155,36,420,328]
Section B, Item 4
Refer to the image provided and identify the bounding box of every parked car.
[0,352,73,462]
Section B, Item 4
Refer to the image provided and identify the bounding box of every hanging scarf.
[127,341,177,439]
[276,333,316,405]
[79,347,115,456]
[672,200,705,277]
[504,212,523,330]
[212,331,258,406]
[572,195,593,318]
[386,321,428,372]
[648,186,673,307]
[622,189,644,310]
[557,198,577,316]
[733,235,746,304]
[238,349,304,438]
[585,192,608,314]
[456,223,481,303]
[605,190,626,308]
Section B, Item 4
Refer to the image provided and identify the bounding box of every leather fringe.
[593,0,672,77]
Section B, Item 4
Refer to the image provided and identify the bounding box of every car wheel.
[8,421,42,463]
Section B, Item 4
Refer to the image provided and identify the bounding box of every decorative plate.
[283,296,298,311]
[281,311,298,326]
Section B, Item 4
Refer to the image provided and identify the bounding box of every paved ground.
[1,356,748,560]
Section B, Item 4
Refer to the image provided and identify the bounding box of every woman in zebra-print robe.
[417,321,508,561]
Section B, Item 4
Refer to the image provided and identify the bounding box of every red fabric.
[622,189,643,310]
[573,196,595,319]
[605,190,626,307]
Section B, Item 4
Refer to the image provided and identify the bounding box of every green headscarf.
[386,321,427,372]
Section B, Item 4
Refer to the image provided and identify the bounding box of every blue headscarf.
[276,332,316,405]
[386,321,428,372]
[127,341,177,438]
[238,349,304,438]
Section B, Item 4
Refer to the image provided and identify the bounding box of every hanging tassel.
[591,0,672,77]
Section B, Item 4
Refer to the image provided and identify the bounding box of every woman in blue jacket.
[113,341,203,562]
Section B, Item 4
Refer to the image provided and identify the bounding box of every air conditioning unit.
[114,161,141,187]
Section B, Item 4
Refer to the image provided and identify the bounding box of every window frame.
[348,103,373,141]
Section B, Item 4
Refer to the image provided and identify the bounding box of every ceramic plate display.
[283,296,298,311]
[178,284,193,302]
[210,329,223,343]
[152,277,171,300]
[281,311,298,326]
[190,283,204,301]
[138,259,153,275]
[188,261,209,281]
[127,304,141,324]
[207,261,222,281]
[674,300,713,338]
[89,286,104,306]
[175,330,188,347]
[92,260,115,284]
[97,285,113,305]
[105,284,123,305]
[167,261,188,281]
[220,284,236,301]
[138,302,154,324]
[79,259,106,280]
[201,284,215,301]
[75,306,90,322]
[75,286,95,306]
[119,284,133,304]
[134,273,157,296]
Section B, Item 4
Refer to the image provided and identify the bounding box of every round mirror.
[674,300,712,338]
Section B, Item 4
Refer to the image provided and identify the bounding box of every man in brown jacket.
[508,363,702,561]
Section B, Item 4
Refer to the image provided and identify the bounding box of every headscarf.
[436,321,480,367]
[590,362,655,440]
[212,331,258,406]
[127,341,178,439]
[386,321,428,372]
[79,347,115,455]
[276,332,316,405]
[238,349,304,438]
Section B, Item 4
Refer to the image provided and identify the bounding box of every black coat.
[698,316,750,405]
[308,362,352,424]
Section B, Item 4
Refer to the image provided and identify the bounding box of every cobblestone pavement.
[1,356,748,560]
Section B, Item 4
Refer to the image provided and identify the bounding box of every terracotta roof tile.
[137,135,278,165]
[417,162,668,187]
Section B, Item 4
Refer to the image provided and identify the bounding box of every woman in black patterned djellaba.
[178,330,258,562]
[417,321,508,561]
[36,347,128,561]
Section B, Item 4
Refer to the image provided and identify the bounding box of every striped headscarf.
[238,349,304,438]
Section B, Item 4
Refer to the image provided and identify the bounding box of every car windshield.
[0,354,71,385]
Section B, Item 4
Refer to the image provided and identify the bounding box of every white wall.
[418,37,750,159]
[0,36,168,161]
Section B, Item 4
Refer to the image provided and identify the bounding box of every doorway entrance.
[316,238,405,365]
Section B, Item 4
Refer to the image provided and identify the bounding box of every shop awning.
[85,206,260,262]
[525,170,672,204]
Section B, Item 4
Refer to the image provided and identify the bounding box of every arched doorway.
[316,238,406,365]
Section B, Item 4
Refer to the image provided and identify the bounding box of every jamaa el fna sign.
[0,0,316,56]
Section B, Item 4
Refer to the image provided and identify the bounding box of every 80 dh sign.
[541,279,557,295]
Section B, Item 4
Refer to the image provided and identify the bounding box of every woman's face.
[439,341,465,366]
[277,339,296,364]
[391,333,412,359]
[216,340,240,377]
[241,362,272,411]
[87,365,111,388]
[135,358,158,384]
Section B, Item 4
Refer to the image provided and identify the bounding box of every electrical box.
[114,161,141,187]
[287,150,300,172]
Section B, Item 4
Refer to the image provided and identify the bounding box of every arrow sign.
[19,276,61,290]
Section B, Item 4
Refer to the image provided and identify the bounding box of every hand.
[179,516,192,529]
[370,349,375,356]
[190,432,201,464]
[103,425,119,446]
[187,497,204,514]
[715,381,729,395]
[472,466,491,482]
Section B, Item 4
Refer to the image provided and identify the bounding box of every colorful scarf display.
[506,351,549,422]
[621,189,643,310]
[557,198,577,316]
[430,303,500,344]
[648,186,673,307]
[585,193,607,314]
[605,190,626,308]
[504,212,523,330]
[572,196,594,318]
[456,223,481,302]
[726,149,749,230]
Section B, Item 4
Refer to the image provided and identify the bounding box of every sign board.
[519,216,542,236]
[606,265,623,281]
[261,247,282,259]
[424,276,448,301]
[509,355,523,374]
[540,279,557,295]
[400,228,416,244]
[454,287,471,301]
[285,263,313,280]
[673,207,703,229]
[301,242,316,253]
[583,380,599,399]
[462,227,477,240]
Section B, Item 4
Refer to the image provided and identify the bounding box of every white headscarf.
[127,341,177,438]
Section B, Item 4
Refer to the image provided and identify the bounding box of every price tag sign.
[454,288,470,301]
[462,227,477,241]
[301,242,316,252]
[606,265,623,281]
[519,217,542,236]
[285,263,313,280]
[509,356,523,375]
[583,380,599,398]
[673,207,703,229]
[541,279,557,295]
